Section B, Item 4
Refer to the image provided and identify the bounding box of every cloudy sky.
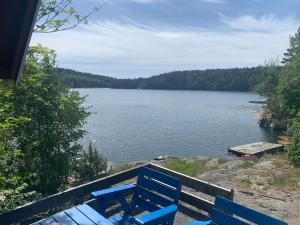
[31,0,300,78]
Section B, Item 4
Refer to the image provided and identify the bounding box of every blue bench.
[185,196,288,225]
[91,166,182,225]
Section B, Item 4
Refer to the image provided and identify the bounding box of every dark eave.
[0,0,40,82]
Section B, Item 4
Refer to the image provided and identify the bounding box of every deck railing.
[0,163,233,225]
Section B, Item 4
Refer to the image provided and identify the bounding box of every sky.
[31,0,300,78]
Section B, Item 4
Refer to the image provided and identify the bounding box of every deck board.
[53,211,77,225]
[40,217,56,225]
[65,207,95,225]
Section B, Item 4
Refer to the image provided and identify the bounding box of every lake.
[78,89,279,166]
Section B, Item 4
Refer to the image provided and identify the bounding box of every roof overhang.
[0,0,40,83]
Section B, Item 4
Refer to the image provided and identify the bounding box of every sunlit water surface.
[77,89,278,165]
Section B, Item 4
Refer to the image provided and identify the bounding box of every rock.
[154,155,167,161]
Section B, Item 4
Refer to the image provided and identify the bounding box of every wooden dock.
[228,142,284,157]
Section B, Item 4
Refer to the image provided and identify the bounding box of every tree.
[288,113,300,165]
[0,45,90,194]
[75,143,109,183]
[34,0,100,33]
[282,27,300,64]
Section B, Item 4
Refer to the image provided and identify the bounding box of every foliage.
[288,130,300,166]
[34,0,100,33]
[258,27,300,165]
[282,28,300,64]
[0,45,90,194]
[57,67,266,91]
[74,143,109,183]
[288,113,300,165]
[0,182,41,214]
[254,59,281,97]
[57,68,115,88]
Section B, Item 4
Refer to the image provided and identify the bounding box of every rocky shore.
[116,155,300,224]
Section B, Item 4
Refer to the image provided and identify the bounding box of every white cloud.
[30,15,299,77]
[222,14,297,32]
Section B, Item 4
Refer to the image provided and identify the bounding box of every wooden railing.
[0,163,234,225]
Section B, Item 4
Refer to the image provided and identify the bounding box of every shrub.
[288,130,300,166]
[75,143,109,183]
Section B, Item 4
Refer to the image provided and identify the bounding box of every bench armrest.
[133,205,177,225]
[91,184,136,199]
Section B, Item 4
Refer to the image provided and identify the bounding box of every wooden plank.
[139,166,181,189]
[0,164,142,225]
[147,163,233,200]
[76,204,114,225]
[180,191,214,214]
[91,184,135,199]
[136,186,173,207]
[134,205,177,225]
[40,217,56,225]
[134,197,161,212]
[137,176,178,200]
[65,207,95,225]
[215,196,288,225]
[53,212,77,225]
[212,209,248,225]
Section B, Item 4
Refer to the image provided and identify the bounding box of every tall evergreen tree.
[282,27,300,64]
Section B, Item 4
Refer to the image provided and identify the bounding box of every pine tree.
[282,27,300,64]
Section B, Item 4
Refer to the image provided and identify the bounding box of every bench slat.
[134,197,161,212]
[136,186,173,207]
[212,209,249,225]
[137,176,178,201]
[139,166,181,190]
[215,196,288,225]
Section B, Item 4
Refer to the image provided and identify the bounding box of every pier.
[228,142,284,157]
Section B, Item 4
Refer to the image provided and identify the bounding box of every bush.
[75,143,109,183]
[0,182,41,214]
[288,130,300,165]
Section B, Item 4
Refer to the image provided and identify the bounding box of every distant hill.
[56,67,267,91]
[56,68,116,88]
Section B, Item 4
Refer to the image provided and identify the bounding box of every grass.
[266,168,300,190]
[217,157,229,165]
[162,158,211,177]
[238,178,252,189]
[236,160,256,169]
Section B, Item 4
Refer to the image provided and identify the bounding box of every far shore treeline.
[57,66,270,92]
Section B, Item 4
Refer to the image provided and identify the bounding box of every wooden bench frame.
[185,196,288,225]
[0,163,234,225]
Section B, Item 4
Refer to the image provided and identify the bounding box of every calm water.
[78,89,279,165]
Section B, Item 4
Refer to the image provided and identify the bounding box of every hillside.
[57,68,116,88]
[57,67,267,91]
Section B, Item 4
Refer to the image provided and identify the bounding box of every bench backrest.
[213,196,288,225]
[131,166,181,213]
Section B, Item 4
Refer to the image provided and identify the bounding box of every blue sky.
[31,0,300,78]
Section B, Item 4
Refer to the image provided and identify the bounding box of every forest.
[58,66,268,92]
